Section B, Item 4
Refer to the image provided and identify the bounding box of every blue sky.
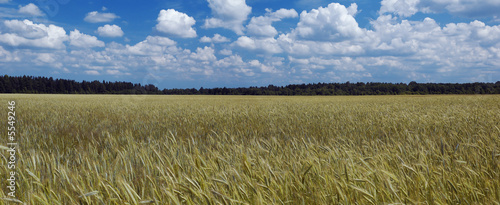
[0,0,499,88]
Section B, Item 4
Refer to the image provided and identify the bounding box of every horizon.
[2,74,499,91]
[0,0,499,89]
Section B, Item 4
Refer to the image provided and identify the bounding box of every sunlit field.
[0,94,499,204]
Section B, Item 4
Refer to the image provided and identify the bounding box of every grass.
[0,94,499,204]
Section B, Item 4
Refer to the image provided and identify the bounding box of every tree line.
[1,75,499,95]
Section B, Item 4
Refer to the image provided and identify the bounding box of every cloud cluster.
[0,0,498,84]
[0,19,67,49]
[380,0,500,18]
[231,2,499,82]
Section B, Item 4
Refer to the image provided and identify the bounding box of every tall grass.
[0,94,499,204]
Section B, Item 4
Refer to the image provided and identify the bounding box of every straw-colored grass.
[0,94,499,204]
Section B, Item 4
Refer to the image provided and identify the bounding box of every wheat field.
[0,94,499,204]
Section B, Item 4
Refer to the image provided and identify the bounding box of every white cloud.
[234,36,283,53]
[235,32,365,57]
[379,0,420,17]
[69,29,104,48]
[122,35,177,56]
[84,11,119,23]
[291,56,365,72]
[219,49,232,55]
[0,0,10,3]
[215,54,255,76]
[380,0,500,18]
[106,70,119,75]
[293,3,364,41]
[249,59,278,73]
[282,39,365,56]
[234,36,255,49]
[271,8,300,19]
[141,35,177,47]
[204,0,252,35]
[427,0,500,18]
[200,34,230,43]
[155,9,197,38]
[246,8,298,37]
[96,24,124,37]
[35,53,56,63]
[190,46,217,61]
[18,3,44,16]
[0,19,68,49]
[363,15,500,78]
[199,36,212,43]
[2,19,48,39]
[34,53,64,69]
[84,70,100,75]
[0,46,19,62]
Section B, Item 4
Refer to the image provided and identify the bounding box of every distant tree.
[0,77,5,93]
[3,75,13,93]
[2,75,500,95]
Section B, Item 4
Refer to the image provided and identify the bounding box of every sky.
[0,0,499,89]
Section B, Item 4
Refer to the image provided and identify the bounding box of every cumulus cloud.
[18,3,44,16]
[219,49,232,55]
[2,0,499,86]
[234,36,283,53]
[380,0,500,18]
[69,29,104,48]
[84,11,120,23]
[99,37,222,75]
[96,24,124,37]
[227,1,500,82]
[233,4,368,56]
[199,34,230,43]
[155,9,197,38]
[121,35,177,56]
[204,0,252,35]
[0,19,68,49]
[215,54,255,76]
[277,35,365,56]
[246,8,298,37]
[379,0,420,17]
[249,59,279,73]
[190,46,217,61]
[363,15,500,79]
[293,3,364,41]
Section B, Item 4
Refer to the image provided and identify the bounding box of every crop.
[0,94,499,204]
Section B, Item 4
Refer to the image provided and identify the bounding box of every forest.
[1,75,499,95]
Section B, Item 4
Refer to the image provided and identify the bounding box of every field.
[0,94,499,204]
